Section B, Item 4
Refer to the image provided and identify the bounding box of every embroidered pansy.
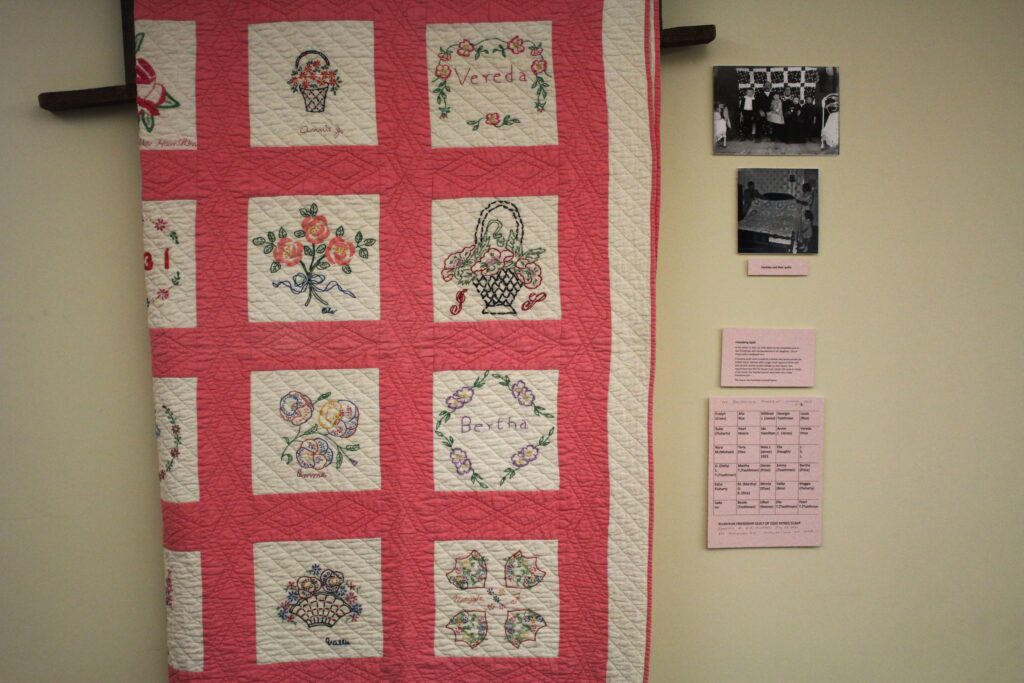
[449,447,473,476]
[318,399,359,438]
[504,608,547,648]
[318,569,345,593]
[295,575,321,598]
[447,610,488,649]
[279,391,314,425]
[511,444,540,468]
[294,437,335,470]
[510,379,535,407]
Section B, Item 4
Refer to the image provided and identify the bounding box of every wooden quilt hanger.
[37,0,715,111]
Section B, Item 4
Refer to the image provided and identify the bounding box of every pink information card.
[708,397,824,548]
[721,327,816,387]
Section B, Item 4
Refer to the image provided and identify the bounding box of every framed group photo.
[738,168,819,254]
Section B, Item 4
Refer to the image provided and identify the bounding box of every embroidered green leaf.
[266,231,276,243]
[140,111,155,132]
[303,245,314,257]
[341,265,352,275]
[345,444,361,452]
[315,392,331,402]
[270,261,281,273]
[316,261,330,270]
[171,272,181,285]
[263,244,274,255]
[360,238,375,246]
[279,227,287,239]
[335,225,345,237]
[252,236,266,246]
[316,244,327,254]
[358,248,369,259]
[135,32,145,53]
[293,230,305,238]
[159,93,181,110]
[309,203,318,216]
[355,231,363,244]
[299,207,309,217]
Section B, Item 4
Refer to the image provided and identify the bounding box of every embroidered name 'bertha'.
[138,1,658,680]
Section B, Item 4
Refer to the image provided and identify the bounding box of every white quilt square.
[433,370,559,491]
[433,196,560,321]
[248,195,380,322]
[135,21,197,149]
[153,377,199,503]
[164,548,203,671]
[427,22,556,147]
[255,539,383,663]
[143,200,196,328]
[251,369,380,494]
[435,540,559,657]
[249,22,378,147]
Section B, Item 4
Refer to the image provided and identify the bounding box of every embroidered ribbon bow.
[273,272,356,303]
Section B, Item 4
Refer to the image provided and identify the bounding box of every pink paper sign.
[708,397,824,548]
[747,259,809,276]
[721,328,815,387]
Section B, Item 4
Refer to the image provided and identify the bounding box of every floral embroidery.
[430,36,550,128]
[156,404,182,481]
[135,32,181,133]
[289,50,340,113]
[504,609,547,648]
[446,550,488,590]
[252,203,376,314]
[144,214,182,308]
[443,549,549,650]
[504,551,546,589]
[447,610,488,649]
[435,371,556,489]
[278,391,361,474]
[442,200,545,316]
[277,564,362,628]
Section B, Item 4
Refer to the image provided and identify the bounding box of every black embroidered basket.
[290,593,351,628]
[472,200,525,315]
[294,50,333,113]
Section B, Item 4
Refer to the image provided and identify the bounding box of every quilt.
[138,1,659,679]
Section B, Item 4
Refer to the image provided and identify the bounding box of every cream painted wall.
[0,1,1020,681]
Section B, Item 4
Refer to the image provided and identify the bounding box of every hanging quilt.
[138,0,659,679]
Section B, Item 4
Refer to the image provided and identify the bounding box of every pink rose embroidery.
[507,36,525,54]
[302,214,330,245]
[325,236,356,266]
[435,63,452,80]
[515,259,543,289]
[456,39,475,57]
[484,112,501,126]
[273,237,303,267]
[530,59,548,76]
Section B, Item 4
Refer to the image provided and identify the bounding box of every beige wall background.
[0,0,1020,680]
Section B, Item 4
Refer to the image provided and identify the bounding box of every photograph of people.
[713,66,839,155]
[737,168,820,253]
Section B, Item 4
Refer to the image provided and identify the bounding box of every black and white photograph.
[738,168,819,254]
[714,66,839,155]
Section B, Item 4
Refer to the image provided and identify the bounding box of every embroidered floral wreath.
[431,35,550,131]
[435,371,555,489]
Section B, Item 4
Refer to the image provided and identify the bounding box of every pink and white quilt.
[138,0,659,679]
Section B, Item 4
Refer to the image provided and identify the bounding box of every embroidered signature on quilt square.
[434,370,558,491]
[433,197,560,321]
[135,20,197,149]
[251,369,380,494]
[248,195,380,322]
[249,22,378,147]
[435,540,559,657]
[164,548,203,672]
[143,200,196,328]
[427,22,556,148]
[153,376,199,502]
[254,539,383,663]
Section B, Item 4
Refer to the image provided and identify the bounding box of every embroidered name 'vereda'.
[452,64,532,86]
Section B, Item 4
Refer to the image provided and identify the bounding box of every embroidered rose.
[515,259,543,289]
[530,47,543,56]
[325,236,356,266]
[507,36,525,54]
[442,245,475,282]
[435,63,452,80]
[302,214,330,244]
[485,112,501,126]
[530,59,548,76]
[136,57,157,85]
[273,237,303,267]
[294,436,335,470]
[137,81,168,117]
[439,51,451,61]
[279,391,314,425]
[456,39,475,57]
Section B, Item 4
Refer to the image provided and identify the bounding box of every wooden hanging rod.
[38,0,715,111]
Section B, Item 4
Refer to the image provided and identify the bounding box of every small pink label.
[747,259,809,276]
[721,328,815,387]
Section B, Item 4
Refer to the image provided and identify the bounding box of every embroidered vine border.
[435,371,556,489]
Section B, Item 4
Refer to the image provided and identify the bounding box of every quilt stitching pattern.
[139,1,657,680]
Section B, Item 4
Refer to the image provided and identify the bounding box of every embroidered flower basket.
[472,200,525,315]
[292,50,337,113]
[290,593,351,628]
